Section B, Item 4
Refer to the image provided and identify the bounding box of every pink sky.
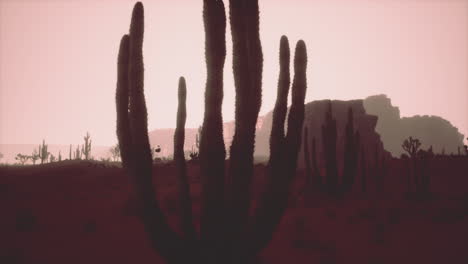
[0,0,467,146]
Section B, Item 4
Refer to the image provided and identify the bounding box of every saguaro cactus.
[174,77,196,242]
[311,136,321,187]
[39,140,49,164]
[225,0,264,252]
[81,132,92,160]
[303,127,312,186]
[74,145,82,160]
[361,148,367,193]
[199,0,227,254]
[116,2,307,263]
[248,39,308,257]
[322,102,338,194]
[343,107,360,192]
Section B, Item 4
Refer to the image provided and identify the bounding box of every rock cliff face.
[363,95,465,156]
[148,95,464,160]
[255,99,390,168]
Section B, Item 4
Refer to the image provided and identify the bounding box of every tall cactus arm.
[248,39,307,255]
[199,0,227,250]
[174,77,197,242]
[269,35,290,169]
[225,0,264,252]
[116,3,186,263]
[304,126,312,186]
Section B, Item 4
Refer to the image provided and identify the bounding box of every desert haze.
[1,1,467,264]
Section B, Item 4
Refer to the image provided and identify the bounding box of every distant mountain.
[363,94,465,156]
[254,99,391,168]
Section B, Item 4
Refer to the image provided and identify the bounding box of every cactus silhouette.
[31,148,40,165]
[311,136,321,187]
[224,0,264,254]
[343,107,360,192]
[199,0,227,254]
[81,132,92,160]
[322,102,338,195]
[361,148,367,193]
[38,140,49,164]
[304,122,321,190]
[248,39,308,258]
[174,77,196,243]
[304,127,312,186]
[115,2,307,263]
[74,145,82,160]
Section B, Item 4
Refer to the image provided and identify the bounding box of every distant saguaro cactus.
[81,132,92,160]
[174,77,196,242]
[311,136,321,187]
[343,107,360,192]
[69,144,72,160]
[39,140,49,164]
[322,102,338,194]
[115,2,307,263]
[304,127,321,189]
[31,149,40,165]
[74,145,82,160]
[303,127,312,186]
[361,148,366,193]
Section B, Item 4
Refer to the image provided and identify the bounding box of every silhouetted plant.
[195,125,201,151]
[417,145,433,195]
[189,147,199,161]
[311,136,321,187]
[58,151,62,162]
[174,76,196,244]
[74,145,82,160]
[343,107,360,192]
[198,0,228,257]
[361,148,366,193]
[69,144,72,160]
[374,146,385,194]
[380,155,387,194]
[30,149,40,165]
[224,0,264,255]
[402,136,421,158]
[109,144,120,162]
[116,0,307,263]
[115,2,307,263]
[38,140,49,164]
[81,132,92,160]
[49,154,56,163]
[15,154,30,165]
[322,101,338,195]
[303,127,312,186]
[304,127,321,190]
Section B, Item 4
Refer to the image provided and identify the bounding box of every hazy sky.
[1,0,467,146]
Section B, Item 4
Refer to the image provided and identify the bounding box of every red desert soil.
[1,158,467,264]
